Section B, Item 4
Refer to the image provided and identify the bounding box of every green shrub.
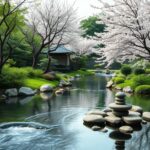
[0,65,27,88]
[113,77,125,84]
[135,85,150,95]
[134,68,145,75]
[23,67,43,78]
[132,75,150,87]
[121,65,132,76]
[146,69,150,74]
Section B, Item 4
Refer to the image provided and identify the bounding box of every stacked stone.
[109,92,132,117]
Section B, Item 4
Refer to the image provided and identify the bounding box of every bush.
[134,68,145,75]
[113,77,125,84]
[146,69,150,74]
[23,67,43,78]
[121,65,132,76]
[0,65,27,88]
[135,85,150,95]
[132,75,150,87]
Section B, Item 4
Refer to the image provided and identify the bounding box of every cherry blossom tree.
[70,36,97,56]
[95,0,150,66]
[22,0,77,68]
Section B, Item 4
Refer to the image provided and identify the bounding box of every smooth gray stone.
[130,105,143,114]
[123,115,142,125]
[109,131,132,141]
[109,103,132,111]
[91,126,103,131]
[5,88,18,97]
[83,115,105,126]
[105,116,121,125]
[143,112,150,122]
[87,110,107,117]
[119,126,133,134]
[40,84,53,92]
[113,110,129,117]
[115,92,126,99]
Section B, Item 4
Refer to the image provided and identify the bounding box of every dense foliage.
[121,65,132,76]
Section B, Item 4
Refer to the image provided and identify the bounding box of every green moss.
[135,85,150,95]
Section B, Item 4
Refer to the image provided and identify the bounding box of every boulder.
[19,87,35,96]
[83,115,105,127]
[119,126,133,134]
[106,80,113,88]
[59,80,72,87]
[143,112,150,122]
[40,84,53,92]
[130,105,143,114]
[105,116,121,126]
[123,86,133,93]
[0,95,7,101]
[115,86,122,90]
[5,88,18,97]
[55,89,64,95]
[123,114,142,125]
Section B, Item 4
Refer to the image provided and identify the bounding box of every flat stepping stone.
[119,126,133,134]
[105,116,121,125]
[83,115,105,126]
[123,115,142,125]
[87,110,107,117]
[143,112,150,122]
[130,105,143,114]
[109,103,132,111]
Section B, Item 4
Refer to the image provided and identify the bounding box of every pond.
[0,75,150,150]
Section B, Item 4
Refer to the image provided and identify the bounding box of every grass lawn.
[23,78,59,89]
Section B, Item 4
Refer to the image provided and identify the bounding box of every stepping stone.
[105,116,121,125]
[130,105,143,114]
[83,115,105,126]
[143,112,150,122]
[123,115,142,125]
[87,110,107,117]
[119,126,133,134]
[109,103,132,111]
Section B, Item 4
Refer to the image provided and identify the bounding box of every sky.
[73,0,114,19]
[75,0,101,19]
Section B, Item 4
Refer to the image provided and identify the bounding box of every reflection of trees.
[126,124,150,150]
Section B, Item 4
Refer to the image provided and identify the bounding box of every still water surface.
[0,75,150,150]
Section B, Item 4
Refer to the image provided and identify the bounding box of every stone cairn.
[109,92,132,117]
[83,92,150,150]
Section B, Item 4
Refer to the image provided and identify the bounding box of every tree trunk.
[0,64,2,74]
[44,55,51,73]
[32,55,39,68]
